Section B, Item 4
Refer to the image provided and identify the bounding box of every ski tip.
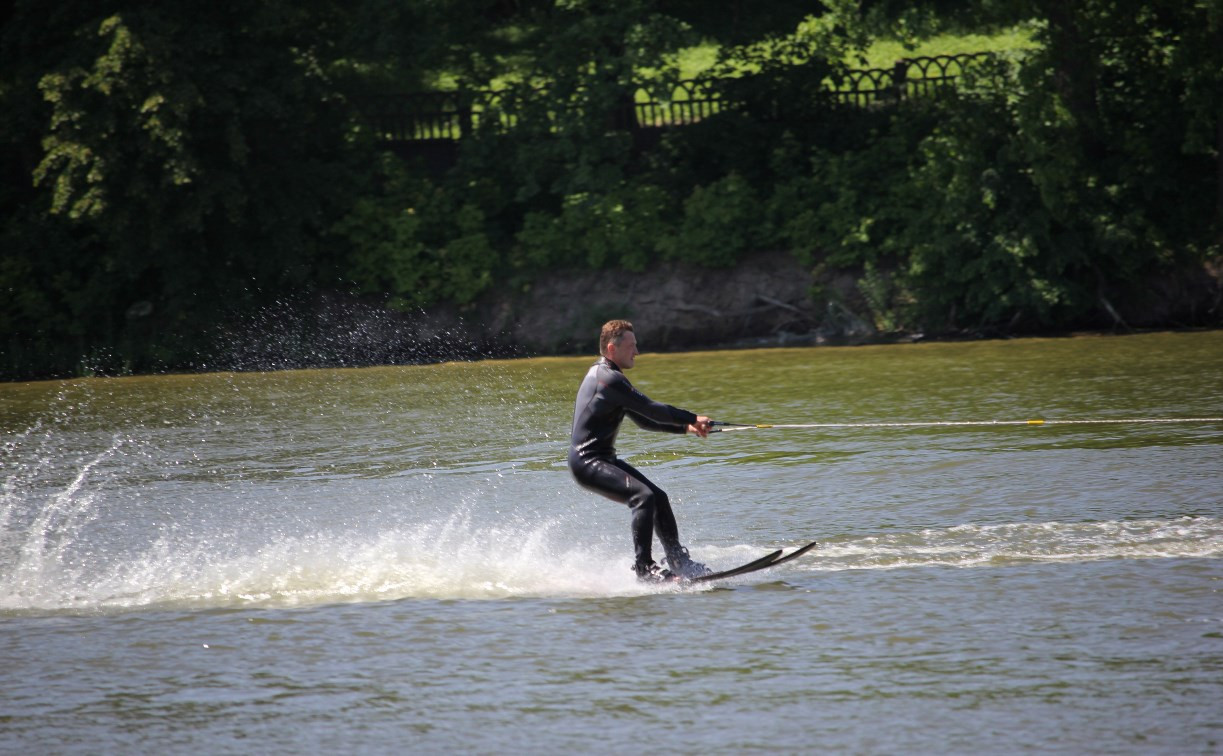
[766,540,818,567]
[684,540,819,585]
[684,548,784,584]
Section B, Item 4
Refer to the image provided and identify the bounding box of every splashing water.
[1,477,650,612]
[5,438,1219,614]
[3,332,1221,616]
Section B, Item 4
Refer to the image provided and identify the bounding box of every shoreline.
[5,325,1219,386]
[4,249,1220,383]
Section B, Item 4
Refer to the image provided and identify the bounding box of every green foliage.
[330,156,496,307]
[771,119,915,269]
[857,261,900,332]
[701,2,859,122]
[515,184,672,271]
[4,0,1222,378]
[756,1,1222,332]
[332,198,431,308]
[439,204,496,303]
[897,81,1090,326]
[885,3,1221,330]
[2,0,357,377]
[661,173,762,267]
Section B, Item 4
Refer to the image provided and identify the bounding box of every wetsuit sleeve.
[626,411,692,434]
[605,374,697,433]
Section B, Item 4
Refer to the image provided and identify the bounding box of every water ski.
[686,540,818,584]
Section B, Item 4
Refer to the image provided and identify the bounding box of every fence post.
[892,59,909,103]
[458,91,474,138]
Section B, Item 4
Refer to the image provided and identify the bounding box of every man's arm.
[602,367,712,437]
[625,410,689,434]
[608,375,695,426]
[607,375,712,437]
[626,410,713,436]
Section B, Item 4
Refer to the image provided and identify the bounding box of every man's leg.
[610,458,680,567]
[571,456,679,570]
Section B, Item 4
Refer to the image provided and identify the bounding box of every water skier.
[569,319,714,582]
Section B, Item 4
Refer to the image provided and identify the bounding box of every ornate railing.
[633,79,724,127]
[362,52,998,143]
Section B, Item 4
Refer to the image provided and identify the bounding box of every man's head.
[600,319,638,369]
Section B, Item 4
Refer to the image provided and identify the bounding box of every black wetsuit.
[568,357,697,569]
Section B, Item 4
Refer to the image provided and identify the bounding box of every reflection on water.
[1,331,1221,752]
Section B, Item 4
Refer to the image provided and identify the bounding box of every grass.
[424,24,1037,90]
[665,23,1037,80]
[855,25,1037,69]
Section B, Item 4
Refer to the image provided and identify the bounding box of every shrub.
[660,172,761,267]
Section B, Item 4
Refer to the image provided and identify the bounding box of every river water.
[2,331,1221,753]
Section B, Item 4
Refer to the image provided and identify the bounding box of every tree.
[2,0,357,375]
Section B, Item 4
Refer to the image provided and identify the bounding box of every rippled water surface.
[3,331,1222,752]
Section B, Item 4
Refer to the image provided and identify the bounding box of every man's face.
[607,330,638,369]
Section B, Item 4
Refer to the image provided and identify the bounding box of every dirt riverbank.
[225,251,1221,371]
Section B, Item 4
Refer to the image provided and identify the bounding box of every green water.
[2,331,1221,752]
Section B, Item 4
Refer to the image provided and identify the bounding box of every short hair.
[599,319,633,356]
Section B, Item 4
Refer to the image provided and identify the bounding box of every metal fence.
[362,52,998,143]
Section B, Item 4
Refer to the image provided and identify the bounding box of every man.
[569,319,714,582]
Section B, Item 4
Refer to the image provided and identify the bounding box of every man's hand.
[688,416,713,438]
